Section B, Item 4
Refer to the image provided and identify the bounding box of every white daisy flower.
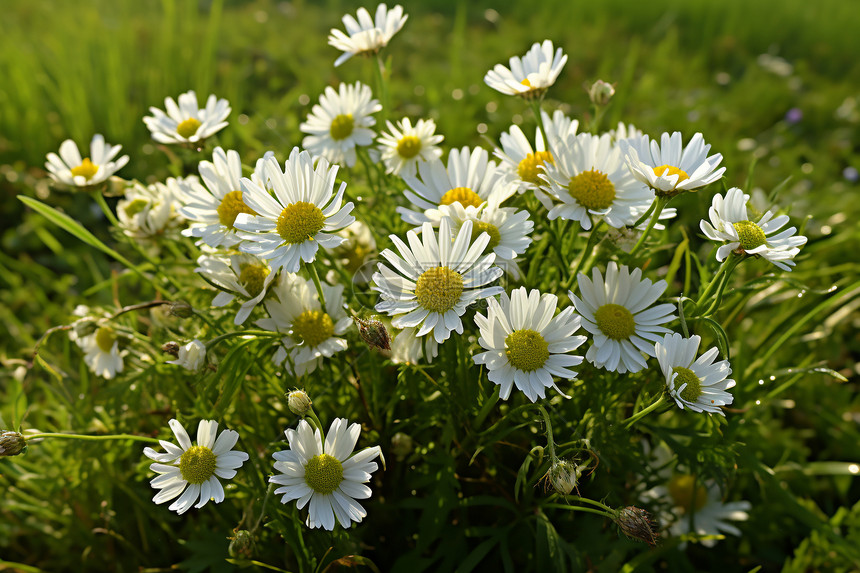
[144,419,249,515]
[234,148,355,273]
[700,187,807,271]
[620,132,725,196]
[256,274,351,376]
[178,147,259,248]
[571,262,675,374]
[70,325,125,379]
[542,132,653,230]
[473,287,586,402]
[484,40,568,100]
[271,418,382,530]
[45,134,129,188]
[390,327,439,365]
[167,339,207,372]
[397,146,515,226]
[301,82,382,168]
[655,333,735,415]
[195,252,277,325]
[377,117,444,178]
[328,4,408,67]
[116,178,185,240]
[143,90,231,146]
[373,219,504,343]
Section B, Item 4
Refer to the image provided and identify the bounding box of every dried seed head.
[614,506,660,546]
[0,431,26,457]
[353,315,391,352]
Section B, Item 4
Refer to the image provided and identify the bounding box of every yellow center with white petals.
[94,327,116,353]
[470,221,501,250]
[440,187,484,209]
[733,220,767,251]
[672,366,703,402]
[652,165,689,184]
[668,474,708,513]
[123,198,149,218]
[396,136,422,159]
[276,202,326,244]
[304,453,344,495]
[517,151,554,185]
[594,303,636,340]
[217,191,258,229]
[238,263,270,298]
[505,329,549,372]
[415,266,464,313]
[177,118,202,139]
[568,170,616,210]
[291,310,335,348]
[179,445,217,484]
[71,158,99,180]
[329,114,355,141]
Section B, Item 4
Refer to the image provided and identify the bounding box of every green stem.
[306,261,326,308]
[695,256,740,315]
[629,196,669,257]
[535,404,557,462]
[26,432,161,444]
[623,394,667,429]
[91,191,120,228]
[530,99,547,141]
[566,221,604,289]
[374,54,390,123]
[306,407,325,436]
[205,329,281,350]
[559,495,614,513]
[543,502,614,519]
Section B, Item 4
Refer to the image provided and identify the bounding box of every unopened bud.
[228,530,254,559]
[105,176,131,197]
[166,339,207,371]
[588,80,616,107]
[0,431,26,457]
[547,459,579,495]
[287,389,312,416]
[353,315,391,353]
[73,318,99,338]
[390,432,413,460]
[162,341,180,357]
[167,301,193,318]
[614,506,660,546]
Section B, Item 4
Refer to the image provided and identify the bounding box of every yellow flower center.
[179,445,217,485]
[177,118,202,139]
[470,221,501,250]
[439,187,484,209]
[71,157,99,180]
[652,165,690,184]
[672,366,703,402]
[521,78,532,87]
[668,475,708,513]
[304,453,344,495]
[276,202,326,244]
[505,329,549,372]
[414,266,464,313]
[568,169,616,210]
[291,310,335,348]
[238,263,270,298]
[396,135,422,159]
[123,198,149,218]
[329,114,355,141]
[594,303,636,340]
[733,220,767,251]
[217,190,258,230]
[94,327,116,353]
[517,151,554,185]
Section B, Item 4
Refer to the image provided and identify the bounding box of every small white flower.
[655,333,735,415]
[167,339,207,372]
[70,326,125,379]
[234,149,355,273]
[301,82,382,168]
[45,134,129,187]
[144,419,249,515]
[473,287,586,402]
[271,418,382,530]
[700,187,807,271]
[571,262,675,374]
[116,178,185,239]
[484,40,568,99]
[195,252,277,325]
[328,4,408,67]
[621,132,725,196]
[377,117,444,178]
[390,327,438,365]
[373,219,504,343]
[144,90,231,145]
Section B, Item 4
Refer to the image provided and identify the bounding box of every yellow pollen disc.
[668,475,708,513]
[123,198,149,218]
[291,310,335,348]
[276,202,326,244]
[521,78,532,87]
[217,191,258,229]
[470,221,501,250]
[94,327,116,353]
[594,303,636,341]
[238,263,270,298]
[415,266,464,313]
[652,165,690,184]
[517,151,554,185]
[329,113,355,140]
[71,157,99,180]
[304,453,344,495]
[672,366,703,402]
[179,445,217,485]
[396,135,422,159]
[568,169,616,210]
[505,329,549,372]
[440,187,484,209]
[177,118,202,139]
[733,220,767,251]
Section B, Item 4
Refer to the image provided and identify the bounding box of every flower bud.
[614,506,660,546]
[161,341,180,357]
[353,315,391,353]
[390,432,413,460]
[166,339,207,371]
[0,431,26,457]
[167,301,193,318]
[588,80,616,107]
[73,318,99,338]
[547,459,579,495]
[228,530,254,559]
[287,389,312,416]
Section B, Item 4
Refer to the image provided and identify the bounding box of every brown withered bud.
[0,431,26,457]
[161,341,180,357]
[614,506,660,547]
[353,315,391,353]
